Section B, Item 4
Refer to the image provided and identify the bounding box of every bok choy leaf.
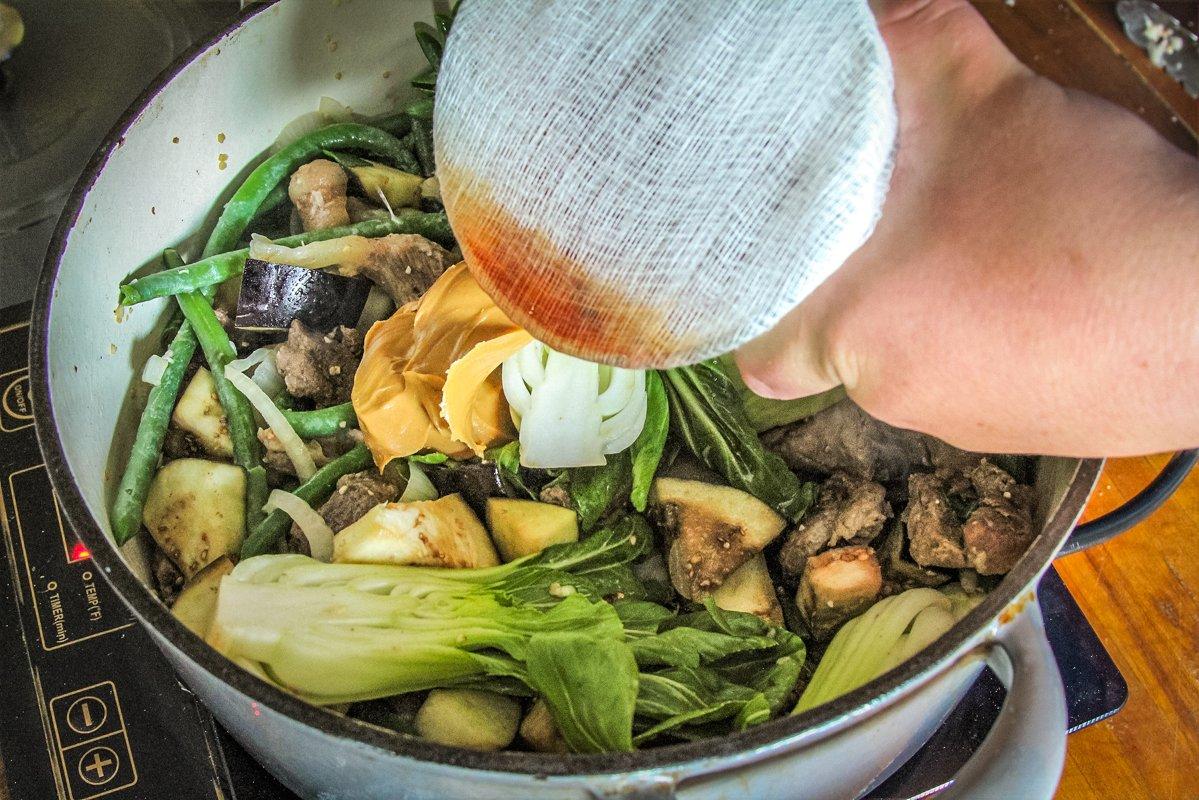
[662,360,816,522]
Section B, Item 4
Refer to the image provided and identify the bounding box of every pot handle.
[1061,449,1197,555]
[933,598,1066,800]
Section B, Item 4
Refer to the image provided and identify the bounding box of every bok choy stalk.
[662,360,816,522]
[210,517,806,752]
[502,340,648,468]
[794,587,983,713]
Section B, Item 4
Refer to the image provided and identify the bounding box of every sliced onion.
[400,462,438,502]
[264,489,334,562]
[229,346,284,399]
[248,234,372,271]
[141,353,171,386]
[224,364,316,480]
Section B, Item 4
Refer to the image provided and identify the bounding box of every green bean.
[120,213,456,305]
[247,181,291,227]
[202,122,419,258]
[244,465,270,532]
[364,111,412,138]
[175,291,259,470]
[280,403,357,439]
[411,116,436,178]
[110,253,199,545]
[241,443,372,558]
[156,249,187,347]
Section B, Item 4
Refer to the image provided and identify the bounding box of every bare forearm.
[737,0,1199,456]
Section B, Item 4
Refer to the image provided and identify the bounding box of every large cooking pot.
[29,2,1194,798]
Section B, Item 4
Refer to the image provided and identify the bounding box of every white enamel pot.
[30,1,1184,797]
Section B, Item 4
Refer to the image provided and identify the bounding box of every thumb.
[733,300,842,400]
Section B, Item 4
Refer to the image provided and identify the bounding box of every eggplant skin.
[235,258,370,336]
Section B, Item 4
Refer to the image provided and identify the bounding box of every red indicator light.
[69,541,91,563]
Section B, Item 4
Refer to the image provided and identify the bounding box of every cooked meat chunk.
[797,546,883,640]
[962,461,1034,575]
[275,321,362,405]
[876,520,950,594]
[338,234,456,306]
[778,472,889,576]
[904,471,969,569]
[762,399,980,483]
[259,428,329,476]
[903,460,1034,576]
[649,478,786,599]
[303,470,399,537]
[289,159,350,231]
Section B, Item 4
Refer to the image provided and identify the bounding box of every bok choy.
[209,517,805,752]
[794,587,982,713]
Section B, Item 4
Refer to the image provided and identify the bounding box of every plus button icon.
[77,746,119,786]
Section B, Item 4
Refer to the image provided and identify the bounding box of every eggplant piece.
[235,258,370,339]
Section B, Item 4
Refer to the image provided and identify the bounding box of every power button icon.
[77,746,120,786]
[66,696,108,735]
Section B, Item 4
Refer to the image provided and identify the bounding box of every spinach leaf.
[526,633,638,753]
[629,372,670,511]
[525,515,652,577]
[633,666,767,743]
[662,360,816,522]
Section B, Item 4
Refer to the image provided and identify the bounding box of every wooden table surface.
[969,1,1198,797]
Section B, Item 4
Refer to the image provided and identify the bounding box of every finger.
[733,300,840,401]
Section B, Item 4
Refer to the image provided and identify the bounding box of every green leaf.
[662,360,817,522]
[630,626,778,670]
[629,372,669,511]
[717,355,846,433]
[526,633,638,752]
[546,451,633,531]
[486,441,535,499]
[524,515,652,579]
[408,452,449,465]
[413,21,444,70]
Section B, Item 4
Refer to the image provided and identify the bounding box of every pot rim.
[29,0,1104,779]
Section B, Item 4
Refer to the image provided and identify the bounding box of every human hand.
[735,0,1199,456]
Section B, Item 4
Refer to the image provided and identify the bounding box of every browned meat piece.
[962,461,1034,575]
[778,472,890,576]
[301,470,398,536]
[904,471,969,569]
[289,159,350,231]
[762,399,980,483]
[338,234,456,306]
[876,521,950,594]
[275,321,362,406]
[796,546,883,640]
[152,546,185,605]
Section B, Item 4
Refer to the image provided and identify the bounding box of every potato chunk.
[170,556,234,638]
[143,459,246,579]
[415,689,520,751]
[711,554,783,625]
[172,368,233,458]
[486,498,579,562]
[649,477,785,599]
[333,493,499,568]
